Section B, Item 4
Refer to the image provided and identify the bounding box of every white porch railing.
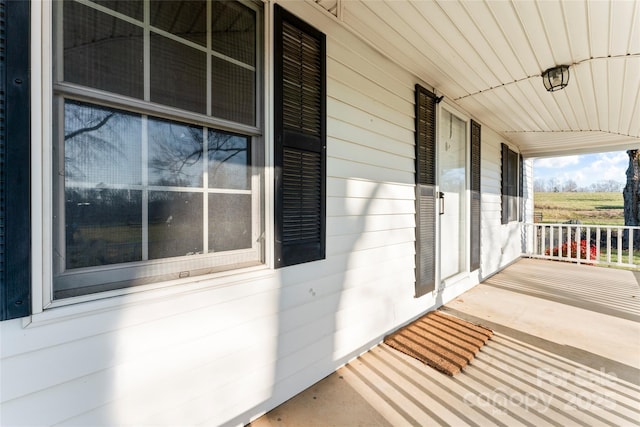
[524,223,640,269]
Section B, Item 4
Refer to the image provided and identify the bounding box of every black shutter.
[501,144,519,224]
[470,120,481,272]
[274,5,326,268]
[1,0,31,321]
[414,85,436,297]
[501,143,508,225]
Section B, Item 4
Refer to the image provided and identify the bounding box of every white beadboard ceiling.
[315,0,640,158]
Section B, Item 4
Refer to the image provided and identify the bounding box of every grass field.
[534,192,624,225]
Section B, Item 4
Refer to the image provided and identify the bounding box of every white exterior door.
[438,108,467,280]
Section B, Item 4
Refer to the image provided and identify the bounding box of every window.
[52,0,263,299]
[273,6,326,268]
[501,143,520,224]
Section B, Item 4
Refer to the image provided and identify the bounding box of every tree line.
[534,178,623,193]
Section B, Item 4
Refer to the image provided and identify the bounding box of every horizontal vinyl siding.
[1,277,283,425]
[2,2,525,426]
[279,8,431,407]
[480,128,523,277]
[1,3,429,427]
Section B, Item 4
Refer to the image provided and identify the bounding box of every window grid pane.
[53,0,262,297]
[61,0,256,126]
[150,0,207,47]
[57,100,254,269]
[63,1,144,99]
[150,33,207,114]
[65,188,143,269]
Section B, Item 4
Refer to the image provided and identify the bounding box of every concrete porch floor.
[250,258,640,426]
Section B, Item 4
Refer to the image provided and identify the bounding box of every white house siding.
[480,128,524,277]
[0,2,523,426]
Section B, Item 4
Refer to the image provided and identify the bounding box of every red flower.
[545,239,597,261]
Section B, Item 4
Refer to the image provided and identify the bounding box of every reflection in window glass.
[60,0,257,126]
[148,192,203,259]
[150,34,207,114]
[94,0,144,20]
[211,57,255,125]
[208,130,249,190]
[65,189,142,269]
[438,111,466,194]
[209,194,251,251]
[211,1,256,66]
[53,0,262,297]
[148,119,203,187]
[64,101,142,186]
[63,1,144,98]
[150,0,207,46]
[59,101,254,269]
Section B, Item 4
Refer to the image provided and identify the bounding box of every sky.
[533,151,629,189]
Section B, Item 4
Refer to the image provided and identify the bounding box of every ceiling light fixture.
[542,65,570,92]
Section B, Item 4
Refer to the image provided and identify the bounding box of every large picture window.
[52,0,263,299]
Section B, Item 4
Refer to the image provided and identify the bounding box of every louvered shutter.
[414,85,436,297]
[274,6,326,268]
[501,143,520,224]
[470,120,481,272]
[1,0,31,320]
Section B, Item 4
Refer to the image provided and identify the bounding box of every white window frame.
[29,0,275,317]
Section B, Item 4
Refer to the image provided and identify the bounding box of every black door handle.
[439,192,445,215]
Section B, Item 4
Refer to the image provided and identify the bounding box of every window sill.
[26,263,275,328]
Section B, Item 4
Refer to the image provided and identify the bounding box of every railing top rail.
[524,222,640,230]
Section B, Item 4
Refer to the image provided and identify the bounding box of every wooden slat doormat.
[384,311,493,376]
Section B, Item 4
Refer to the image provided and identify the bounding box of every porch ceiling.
[318,0,640,158]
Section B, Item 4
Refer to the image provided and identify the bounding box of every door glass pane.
[439,110,467,279]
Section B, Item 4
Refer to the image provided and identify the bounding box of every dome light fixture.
[542,65,570,92]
